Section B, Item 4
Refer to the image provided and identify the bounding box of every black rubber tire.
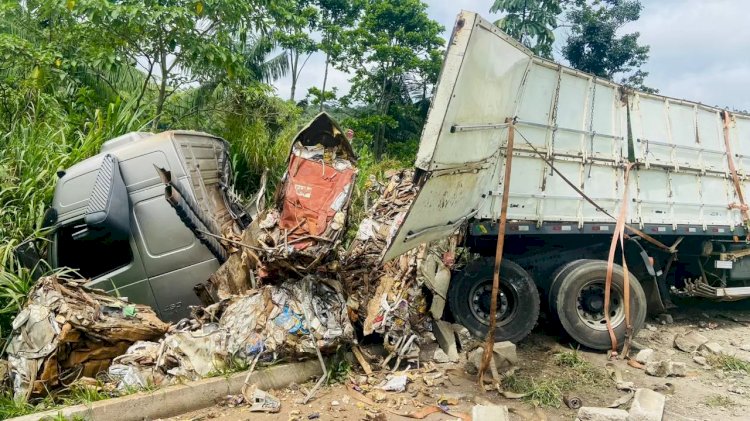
[547,259,595,317]
[448,258,540,343]
[549,260,647,350]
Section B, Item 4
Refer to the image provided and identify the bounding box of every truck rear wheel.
[549,260,646,350]
[448,258,540,343]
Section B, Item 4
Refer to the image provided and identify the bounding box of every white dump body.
[383,11,750,261]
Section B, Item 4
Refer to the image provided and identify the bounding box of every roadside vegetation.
[502,349,612,408]
[708,354,750,374]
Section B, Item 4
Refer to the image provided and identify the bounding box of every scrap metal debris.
[6,275,169,400]
[107,276,353,386]
[242,113,357,278]
[202,112,359,303]
[243,384,281,413]
[341,169,458,370]
[3,116,464,409]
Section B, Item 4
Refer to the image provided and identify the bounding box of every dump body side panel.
[384,11,750,261]
[382,13,531,261]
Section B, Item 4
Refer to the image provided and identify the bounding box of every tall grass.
[0,97,147,339]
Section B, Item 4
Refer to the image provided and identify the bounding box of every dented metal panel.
[383,11,750,261]
[382,12,530,261]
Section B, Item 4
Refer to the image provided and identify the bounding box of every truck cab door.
[382,11,532,261]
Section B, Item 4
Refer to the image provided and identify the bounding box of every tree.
[490,0,565,58]
[317,0,363,112]
[562,0,655,92]
[275,1,318,101]
[75,0,288,128]
[0,1,148,127]
[342,0,443,159]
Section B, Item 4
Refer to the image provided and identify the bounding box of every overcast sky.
[272,0,750,112]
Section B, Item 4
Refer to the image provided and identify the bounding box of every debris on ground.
[635,348,655,364]
[564,395,584,409]
[673,331,708,353]
[6,275,169,400]
[110,276,354,384]
[432,320,459,362]
[466,341,517,375]
[379,374,408,392]
[339,169,460,371]
[628,388,665,421]
[698,341,724,356]
[576,406,629,421]
[645,360,687,378]
[243,385,281,413]
[108,341,164,390]
[472,404,510,421]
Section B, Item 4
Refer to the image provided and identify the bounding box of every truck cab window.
[55,221,132,279]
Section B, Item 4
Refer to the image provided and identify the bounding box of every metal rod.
[479,118,515,386]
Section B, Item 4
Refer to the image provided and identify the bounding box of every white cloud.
[272,0,750,111]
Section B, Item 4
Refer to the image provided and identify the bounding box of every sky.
[272,0,750,112]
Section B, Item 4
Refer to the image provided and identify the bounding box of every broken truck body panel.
[384,11,750,298]
[50,130,242,320]
[379,11,750,351]
[243,112,358,276]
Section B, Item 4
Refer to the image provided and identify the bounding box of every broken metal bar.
[479,117,516,386]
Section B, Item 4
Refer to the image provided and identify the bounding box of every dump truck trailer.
[383,11,750,349]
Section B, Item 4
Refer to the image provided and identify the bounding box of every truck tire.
[448,258,540,343]
[549,260,646,350]
[547,259,595,317]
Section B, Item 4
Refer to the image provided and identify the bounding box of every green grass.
[708,354,750,373]
[0,380,134,418]
[0,391,58,419]
[502,349,610,408]
[705,394,735,408]
[60,383,114,407]
[326,347,352,385]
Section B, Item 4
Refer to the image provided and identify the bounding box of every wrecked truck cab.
[48,114,357,321]
[49,130,244,321]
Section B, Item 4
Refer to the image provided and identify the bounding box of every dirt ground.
[168,301,750,421]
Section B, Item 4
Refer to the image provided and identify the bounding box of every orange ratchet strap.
[604,163,633,358]
[722,110,750,230]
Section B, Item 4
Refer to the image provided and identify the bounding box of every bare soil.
[168,302,750,421]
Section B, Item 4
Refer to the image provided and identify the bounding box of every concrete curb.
[10,360,323,421]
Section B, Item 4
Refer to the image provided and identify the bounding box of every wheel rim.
[468,279,519,327]
[575,280,625,331]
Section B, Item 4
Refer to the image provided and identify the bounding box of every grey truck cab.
[48,130,245,321]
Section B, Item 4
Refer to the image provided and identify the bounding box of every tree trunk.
[290,50,299,102]
[320,51,330,112]
[153,53,168,130]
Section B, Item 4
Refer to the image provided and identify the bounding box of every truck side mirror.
[73,154,130,242]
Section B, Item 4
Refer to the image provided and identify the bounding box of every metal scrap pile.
[242,113,358,278]
[2,115,456,404]
[203,113,359,303]
[341,170,457,368]
[107,276,353,388]
[5,275,169,400]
